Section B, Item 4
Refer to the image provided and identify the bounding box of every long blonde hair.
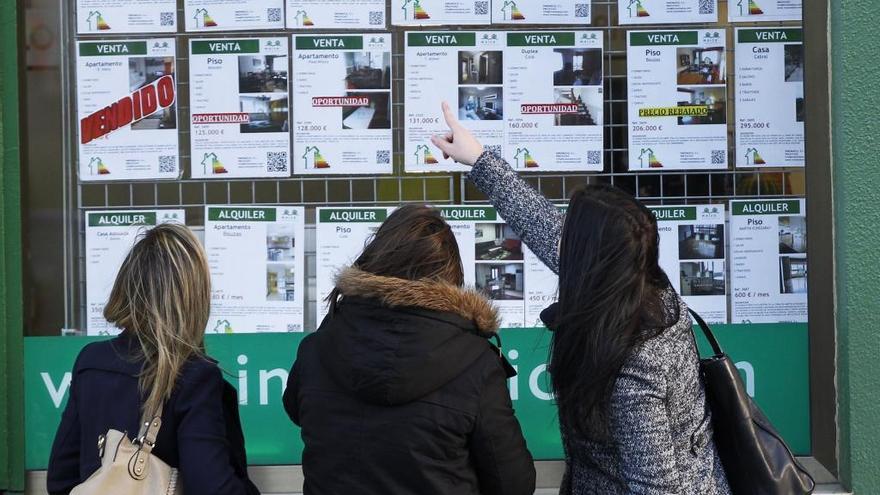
[104,223,212,418]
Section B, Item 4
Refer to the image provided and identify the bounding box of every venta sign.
[79,75,176,145]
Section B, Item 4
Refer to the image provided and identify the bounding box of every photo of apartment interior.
[552,48,602,86]
[238,55,288,93]
[267,226,296,262]
[778,216,806,254]
[128,57,176,130]
[676,47,725,85]
[476,263,525,301]
[784,44,804,82]
[342,91,391,130]
[679,224,724,259]
[239,95,288,133]
[554,88,601,126]
[459,86,503,120]
[344,51,391,90]
[779,256,807,294]
[677,87,727,125]
[475,223,523,261]
[458,51,503,85]
[679,261,725,296]
[267,264,296,302]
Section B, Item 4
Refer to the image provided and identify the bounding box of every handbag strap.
[688,308,724,357]
[129,404,164,480]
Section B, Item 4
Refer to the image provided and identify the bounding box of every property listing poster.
[735,28,804,168]
[405,32,504,173]
[205,206,305,333]
[730,199,807,323]
[627,30,728,170]
[76,39,179,181]
[85,209,185,335]
[76,0,177,34]
[505,31,603,172]
[492,0,591,24]
[617,0,718,25]
[315,207,391,323]
[392,0,491,25]
[184,0,285,31]
[729,0,801,22]
[292,34,393,175]
[287,0,386,29]
[650,205,728,323]
[189,38,290,179]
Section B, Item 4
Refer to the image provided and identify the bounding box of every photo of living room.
[679,224,724,259]
[784,44,804,82]
[267,224,296,262]
[778,216,807,254]
[677,87,727,125]
[779,256,807,294]
[458,87,503,120]
[267,264,296,302]
[342,91,391,130]
[458,51,503,85]
[128,57,177,130]
[680,261,726,296]
[238,55,288,93]
[676,46,725,85]
[476,263,525,301]
[239,95,288,133]
[552,48,602,86]
[554,88,602,126]
[475,223,523,261]
[344,51,391,90]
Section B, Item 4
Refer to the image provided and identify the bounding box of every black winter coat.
[283,267,536,495]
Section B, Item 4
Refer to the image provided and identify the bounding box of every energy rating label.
[618,0,718,25]
[735,28,804,168]
[76,0,177,34]
[405,32,504,173]
[491,0,592,24]
[205,206,305,333]
[729,0,801,22]
[85,210,185,335]
[504,31,603,172]
[392,0,491,25]
[184,0,285,31]
[650,205,728,324]
[292,34,393,175]
[189,38,290,179]
[76,39,179,181]
[730,199,807,324]
[627,30,728,170]
[287,0,387,29]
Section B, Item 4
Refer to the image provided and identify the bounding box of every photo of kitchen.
[239,94,288,133]
[267,225,296,262]
[780,256,807,294]
[680,261,726,296]
[779,216,807,254]
[128,57,176,130]
[679,224,724,259]
[267,264,296,302]
[554,88,602,126]
[476,263,525,300]
[342,91,391,130]
[676,46,726,85]
[677,87,727,125]
[238,55,288,93]
[458,51,503,85]
[344,51,391,90]
[475,223,523,261]
[459,86,503,120]
[552,48,602,86]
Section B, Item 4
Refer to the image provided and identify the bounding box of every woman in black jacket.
[283,205,535,495]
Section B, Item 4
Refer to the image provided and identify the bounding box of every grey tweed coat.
[468,151,731,495]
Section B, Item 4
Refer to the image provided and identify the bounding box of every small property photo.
[475,223,523,261]
[267,264,296,302]
[458,86,503,121]
[239,95,288,133]
[679,261,726,296]
[778,215,807,254]
[128,57,176,130]
[552,48,602,86]
[554,88,602,126]
[238,55,288,93]
[677,87,727,125]
[795,84,805,123]
[676,46,726,85]
[342,91,391,130]
[458,50,503,85]
[784,44,804,82]
[266,224,296,262]
[779,256,808,294]
[678,224,724,260]
[475,263,525,301]
[344,51,391,90]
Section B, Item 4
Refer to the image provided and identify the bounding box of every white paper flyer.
[184,0,285,31]
[729,0,801,22]
[617,0,717,25]
[492,0,591,24]
[392,0,491,25]
[76,1,177,34]
[287,0,386,29]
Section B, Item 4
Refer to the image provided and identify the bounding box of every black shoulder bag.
[689,308,815,495]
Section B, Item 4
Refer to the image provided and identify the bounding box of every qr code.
[699,0,715,14]
[711,149,726,165]
[369,11,384,25]
[160,12,174,26]
[267,151,288,172]
[376,150,391,164]
[485,145,501,156]
[158,155,176,173]
[267,8,282,22]
[474,1,489,15]
[575,3,590,17]
[587,150,601,165]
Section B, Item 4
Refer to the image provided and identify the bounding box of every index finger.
[441,101,460,130]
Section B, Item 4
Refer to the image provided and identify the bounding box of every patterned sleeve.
[467,151,564,274]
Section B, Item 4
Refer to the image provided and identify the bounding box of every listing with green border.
[184,0,284,31]
[76,0,177,34]
[392,0,491,25]
[618,0,718,25]
[491,0,591,25]
[286,0,386,29]
[729,0,801,22]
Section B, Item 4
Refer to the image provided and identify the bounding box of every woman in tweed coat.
[432,102,731,494]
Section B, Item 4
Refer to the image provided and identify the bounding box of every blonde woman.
[47,224,260,495]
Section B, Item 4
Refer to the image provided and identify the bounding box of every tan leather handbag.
[71,405,183,495]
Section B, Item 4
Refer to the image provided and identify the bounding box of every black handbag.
[689,309,815,495]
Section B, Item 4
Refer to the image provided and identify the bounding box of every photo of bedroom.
[458,51,503,85]
[779,256,807,294]
[238,55,288,93]
[128,57,176,130]
[784,44,804,82]
[476,263,525,301]
[344,51,391,90]
[778,216,806,254]
[679,224,724,259]
[459,86,503,121]
[267,225,296,262]
[680,261,726,296]
[554,88,602,126]
[239,95,288,133]
[342,92,391,130]
[552,48,602,86]
[677,87,727,125]
[267,264,296,302]
[475,223,523,261]
[676,47,726,85]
